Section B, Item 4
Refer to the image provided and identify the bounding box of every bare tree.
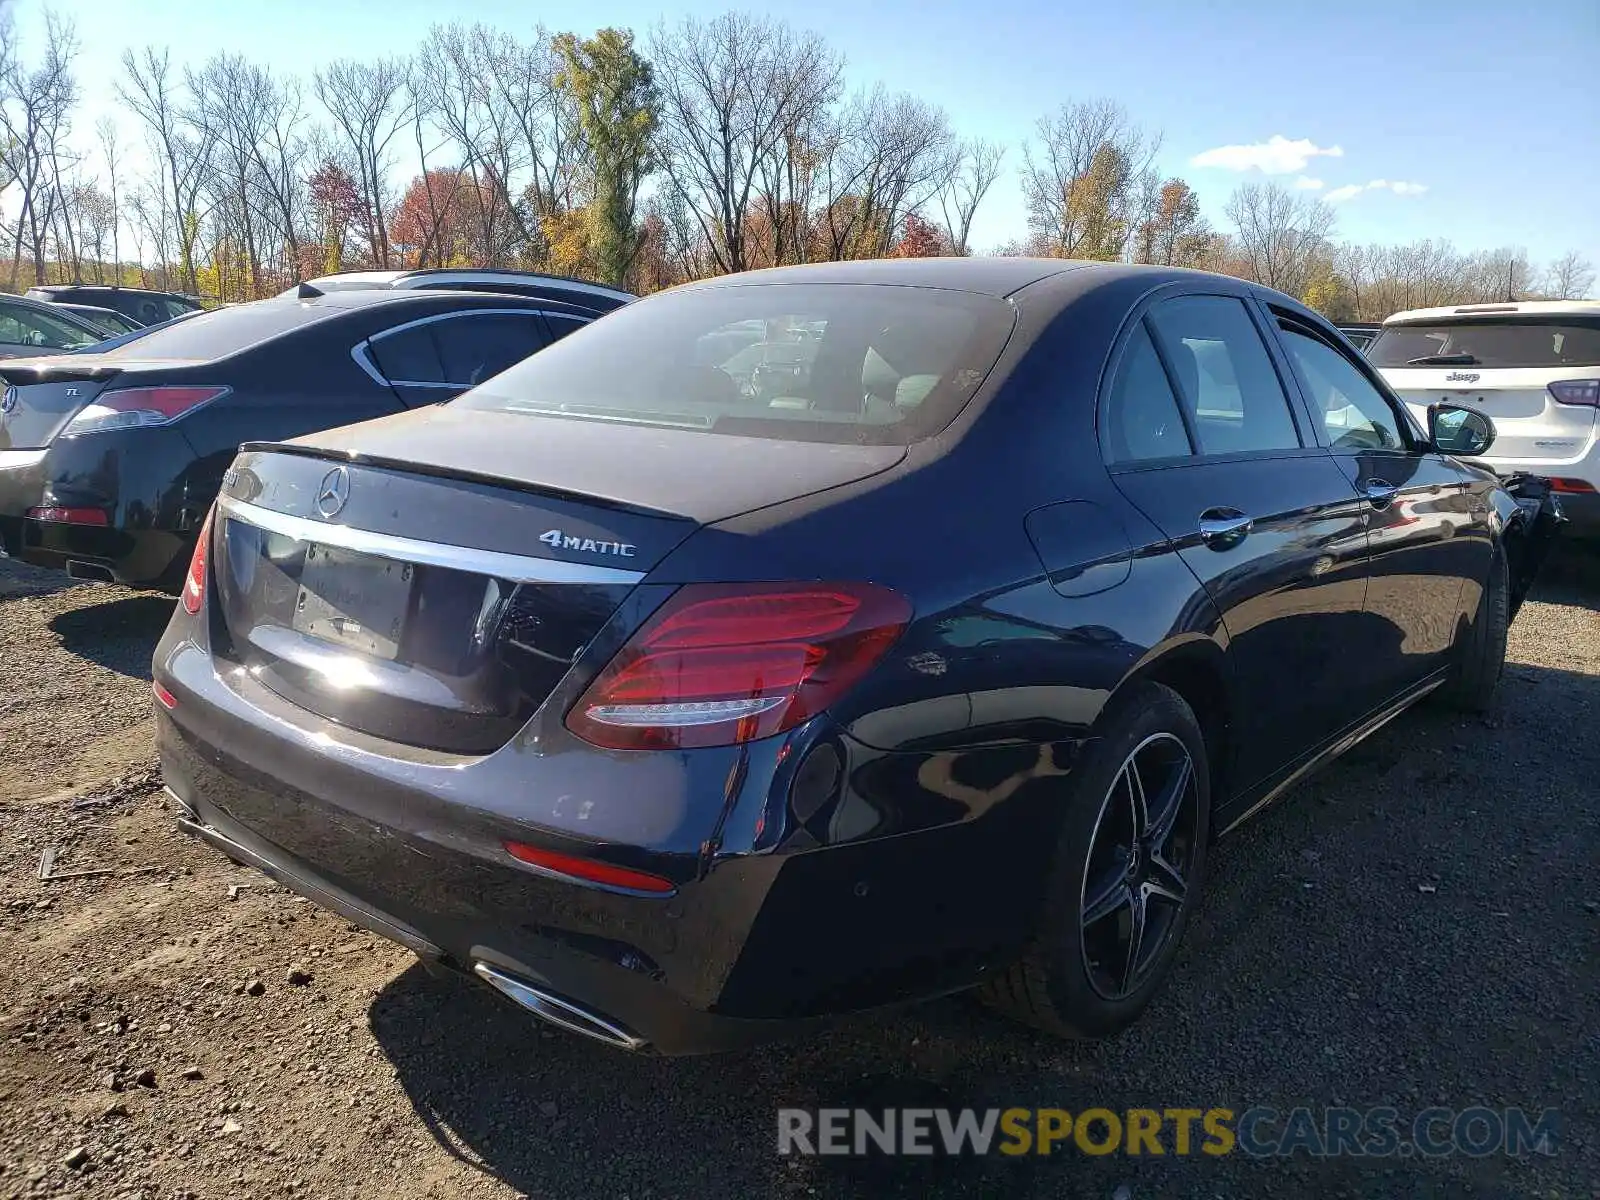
[817,87,954,260]
[418,25,520,266]
[1223,181,1335,297]
[314,57,407,268]
[479,28,581,249]
[118,46,214,293]
[1469,246,1534,303]
[652,13,842,275]
[95,116,122,279]
[1,13,79,287]
[1021,99,1160,260]
[937,137,1004,256]
[1541,250,1596,300]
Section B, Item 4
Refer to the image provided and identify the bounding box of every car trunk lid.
[0,362,121,449]
[0,356,205,450]
[212,446,692,754]
[212,424,904,754]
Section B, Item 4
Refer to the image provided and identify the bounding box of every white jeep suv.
[1370,301,1600,537]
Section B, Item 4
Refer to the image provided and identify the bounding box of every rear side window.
[1105,324,1192,464]
[367,312,549,386]
[1146,296,1302,455]
[433,313,547,386]
[457,283,1017,446]
[367,325,446,383]
[1369,318,1600,368]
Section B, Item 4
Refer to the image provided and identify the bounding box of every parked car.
[0,288,600,588]
[150,258,1560,1056]
[24,284,205,328]
[1336,322,1383,351]
[1369,300,1599,537]
[281,268,635,320]
[51,303,145,337]
[0,293,107,357]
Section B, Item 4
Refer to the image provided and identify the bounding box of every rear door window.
[1146,296,1303,455]
[1368,318,1600,368]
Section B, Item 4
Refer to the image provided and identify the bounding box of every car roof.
[665,257,1312,305]
[27,283,191,300]
[1384,299,1600,325]
[300,268,635,303]
[670,257,1087,298]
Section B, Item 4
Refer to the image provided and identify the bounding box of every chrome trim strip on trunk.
[215,494,646,586]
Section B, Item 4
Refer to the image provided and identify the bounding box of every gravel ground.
[0,548,1595,1199]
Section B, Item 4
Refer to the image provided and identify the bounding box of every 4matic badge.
[540,529,636,557]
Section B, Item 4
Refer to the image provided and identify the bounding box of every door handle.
[1198,509,1254,546]
[1364,479,1399,508]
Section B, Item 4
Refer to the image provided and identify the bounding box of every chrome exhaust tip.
[473,962,648,1051]
[66,559,115,583]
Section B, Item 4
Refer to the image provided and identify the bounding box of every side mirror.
[1428,402,1496,458]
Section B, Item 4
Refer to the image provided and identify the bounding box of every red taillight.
[1548,380,1600,407]
[25,506,107,526]
[152,680,178,710]
[62,385,229,436]
[566,582,911,751]
[181,508,215,616]
[503,843,677,895]
[1550,477,1598,494]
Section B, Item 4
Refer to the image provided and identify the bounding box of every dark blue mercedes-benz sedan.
[150,258,1561,1054]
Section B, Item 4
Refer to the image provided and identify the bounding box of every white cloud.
[1190,135,1344,175]
[1293,176,1324,190]
[1325,179,1431,203]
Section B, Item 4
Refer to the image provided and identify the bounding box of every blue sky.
[12,0,1600,267]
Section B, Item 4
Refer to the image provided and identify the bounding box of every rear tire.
[981,681,1210,1040]
[1438,546,1509,714]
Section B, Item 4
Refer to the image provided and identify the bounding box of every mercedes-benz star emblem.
[315,466,351,519]
[1,385,16,415]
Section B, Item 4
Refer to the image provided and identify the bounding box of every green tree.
[554,29,658,288]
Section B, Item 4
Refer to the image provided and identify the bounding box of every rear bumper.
[7,518,187,588]
[154,626,1070,1053]
[0,428,205,589]
[165,785,800,1054]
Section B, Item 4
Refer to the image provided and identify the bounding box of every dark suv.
[24,285,205,328]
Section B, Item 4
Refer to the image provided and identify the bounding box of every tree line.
[1,6,1594,316]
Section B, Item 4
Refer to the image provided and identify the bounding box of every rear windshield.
[1369,317,1600,368]
[456,283,1017,445]
[92,301,328,360]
